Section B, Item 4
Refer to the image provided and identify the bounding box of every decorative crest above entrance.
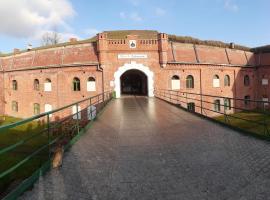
[129,40,137,48]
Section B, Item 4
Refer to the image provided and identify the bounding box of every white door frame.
[114,61,154,98]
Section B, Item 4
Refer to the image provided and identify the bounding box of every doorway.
[120,69,148,96]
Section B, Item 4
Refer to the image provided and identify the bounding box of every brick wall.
[0,31,270,119]
[4,66,101,119]
[0,72,4,115]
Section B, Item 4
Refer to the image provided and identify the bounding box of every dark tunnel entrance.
[120,70,148,96]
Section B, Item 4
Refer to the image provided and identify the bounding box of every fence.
[0,91,113,199]
[154,89,270,137]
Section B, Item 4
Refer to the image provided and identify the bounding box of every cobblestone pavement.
[20,96,270,200]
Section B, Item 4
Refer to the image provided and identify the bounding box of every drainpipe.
[199,68,203,114]
[97,64,105,102]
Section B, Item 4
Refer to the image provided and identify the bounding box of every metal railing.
[154,89,270,137]
[0,91,113,199]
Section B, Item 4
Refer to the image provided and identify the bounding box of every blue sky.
[0,0,269,53]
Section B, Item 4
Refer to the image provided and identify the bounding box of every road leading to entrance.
[21,96,270,200]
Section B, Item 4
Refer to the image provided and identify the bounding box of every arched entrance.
[114,62,154,98]
[120,70,148,96]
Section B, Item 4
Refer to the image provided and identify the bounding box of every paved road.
[21,96,270,200]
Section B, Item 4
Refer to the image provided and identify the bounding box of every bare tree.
[41,31,61,46]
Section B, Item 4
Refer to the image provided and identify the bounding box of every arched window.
[214,99,221,112]
[44,79,52,92]
[186,75,194,89]
[224,98,231,110]
[73,77,81,91]
[34,103,40,115]
[87,77,96,92]
[34,79,40,91]
[224,75,230,87]
[244,75,250,86]
[12,101,18,112]
[213,75,220,88]
[171,75,180,90]
[12,80,18,90]
[244,95,250,106]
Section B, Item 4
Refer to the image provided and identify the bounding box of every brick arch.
[114,61,154,98]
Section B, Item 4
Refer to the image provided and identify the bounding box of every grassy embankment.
[0,116,48,197]
[215,111,270,137]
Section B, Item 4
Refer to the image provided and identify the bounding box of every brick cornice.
[3,62,99,72]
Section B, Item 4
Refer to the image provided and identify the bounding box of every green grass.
[215,111,270,137]
[0,116,49,197]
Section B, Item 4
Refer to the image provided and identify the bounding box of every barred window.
[214,99,221,112]
[73,77,81,91]
[186,75,194,89]
[224,98,231,110]
[244,75,250,86]
[34,103,40,115]
[34,79,40,91]
[244,95,250,106]
[224,75,230,86]
[187,102,195,112]
[12,101,18,112]
[12,80,18,90]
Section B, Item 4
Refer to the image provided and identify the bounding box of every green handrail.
[0,91,113,199]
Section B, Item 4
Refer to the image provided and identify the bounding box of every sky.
[0,0,269,53]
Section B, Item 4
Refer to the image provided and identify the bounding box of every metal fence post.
[224,101,228,123]
[47,114,51,160]
[185,92,188,108]
[200,93,203,114]
[76,103,80,134]
[89,98,92,121]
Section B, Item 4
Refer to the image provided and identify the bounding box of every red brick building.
[0,30,269,118]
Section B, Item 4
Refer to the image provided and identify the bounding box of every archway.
[114,62,154,98]
[120,70,148,95]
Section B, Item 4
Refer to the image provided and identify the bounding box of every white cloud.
[155,7,166,16]
[0,0,75,38]
[120,11,142,22]
[224,0,239,12]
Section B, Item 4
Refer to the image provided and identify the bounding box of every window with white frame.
[213,75,220,88]
[87,77,96,92]
[72,105,81,119]
[87,105,96,120]
[262,78,268,85]
[44,79,52,92]
[171,75,180,90]
[44,104,52,117]
[262,97,269,107]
